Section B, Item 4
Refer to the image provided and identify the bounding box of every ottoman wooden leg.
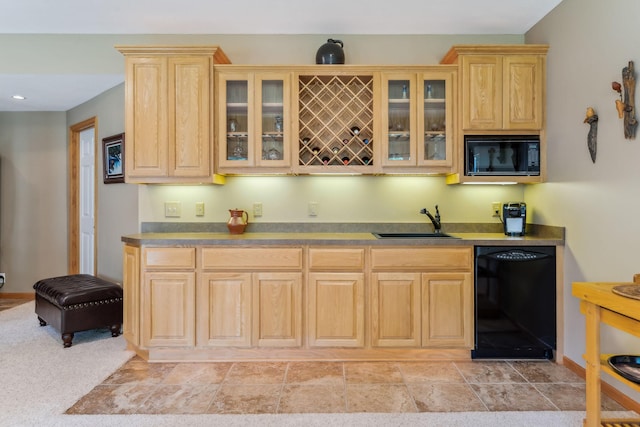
[62,332,74,348]
[110,324,121,338]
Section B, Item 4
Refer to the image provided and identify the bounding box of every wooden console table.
[572,279,640,427]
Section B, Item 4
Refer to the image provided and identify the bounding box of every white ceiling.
[0,0,562,112]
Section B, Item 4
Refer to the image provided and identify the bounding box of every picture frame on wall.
[102,133,125,184]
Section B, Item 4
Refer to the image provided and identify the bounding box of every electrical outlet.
[253,202,263,217]
[0,273,5,288]
[491,202,502,217]
[308,202,319,217]
[164,201,182,217]
[195,202,205,216]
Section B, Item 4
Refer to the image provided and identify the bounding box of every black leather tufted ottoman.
[33,274,123,348]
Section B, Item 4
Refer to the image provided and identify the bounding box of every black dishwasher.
[473,246,556,359]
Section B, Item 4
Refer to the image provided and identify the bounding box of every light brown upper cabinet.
[441,45,548,131]
[116,45,547,180]
[380,68,457,173]
[216,65,460,175]
[215,67,293,174]
[117,46,230,183]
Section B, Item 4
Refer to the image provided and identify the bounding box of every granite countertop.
[122,230,564,247]
[122,222,564,246]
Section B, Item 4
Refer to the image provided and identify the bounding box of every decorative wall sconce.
[584,107,598,163]
[611,61,637,139]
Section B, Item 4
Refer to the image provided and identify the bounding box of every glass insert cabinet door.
[381,71,454,169]
[256,75,290,167]
[221,78,251,166]
[417,71,454,167]
[218,72,291,169]
[381,74,416,166]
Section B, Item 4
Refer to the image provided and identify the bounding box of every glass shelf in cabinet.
[388,132,411,139]
[227,102,249,108]
[388,153,410,161]
[261,103,284,112]
[227,108,248,116]
[388,105,411,114]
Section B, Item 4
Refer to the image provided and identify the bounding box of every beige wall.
[0,33,522,72]
[140,177,524,224]
[527,0,640,400]
[66,84,139,284]
[0,112,68,293]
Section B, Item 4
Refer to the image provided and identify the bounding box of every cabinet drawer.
[371,247,472,270]
[202,247,303,270]
[308,248,365,270]
[143,247,196,269]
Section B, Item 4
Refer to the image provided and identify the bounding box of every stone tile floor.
[67,356,627,415]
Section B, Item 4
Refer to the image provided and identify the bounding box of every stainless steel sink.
[372,232,459,239]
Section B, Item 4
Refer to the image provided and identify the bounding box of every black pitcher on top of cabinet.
[316,39,345,64]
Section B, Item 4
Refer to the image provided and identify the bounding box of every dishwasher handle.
[486,250,551,261]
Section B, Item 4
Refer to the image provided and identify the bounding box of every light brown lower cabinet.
[122,245,140,346]
[307,247,366,348]
[140,247,197,348]
[142,271,195,347]
[252,272,302,347]
[308,272,365,347]
[196,247,303,348]
[370,272,473,348]
[125,244,474,360]
[196,271,303,348]
[370,247,474,349]
[197,272,252,347]
[371,272,421,347]
[422,272,473,348]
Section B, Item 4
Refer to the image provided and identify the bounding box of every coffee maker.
[503,202,526,236]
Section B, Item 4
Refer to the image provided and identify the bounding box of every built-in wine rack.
[297,75,374,168]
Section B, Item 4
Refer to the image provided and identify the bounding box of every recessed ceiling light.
[11,95,26,100]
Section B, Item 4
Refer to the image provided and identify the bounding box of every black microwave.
[464,135,540,176]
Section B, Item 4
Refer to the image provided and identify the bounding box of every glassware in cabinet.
[256,76,290,167]
[217,70,291,170]
[221,78,251,165]
[381,75,416,166]
[417,71,454,168]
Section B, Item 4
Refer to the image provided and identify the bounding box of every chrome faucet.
[420,205,442,233]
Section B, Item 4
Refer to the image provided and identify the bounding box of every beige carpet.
[1,301,637,426]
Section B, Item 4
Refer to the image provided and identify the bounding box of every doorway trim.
[68,117,98,274]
